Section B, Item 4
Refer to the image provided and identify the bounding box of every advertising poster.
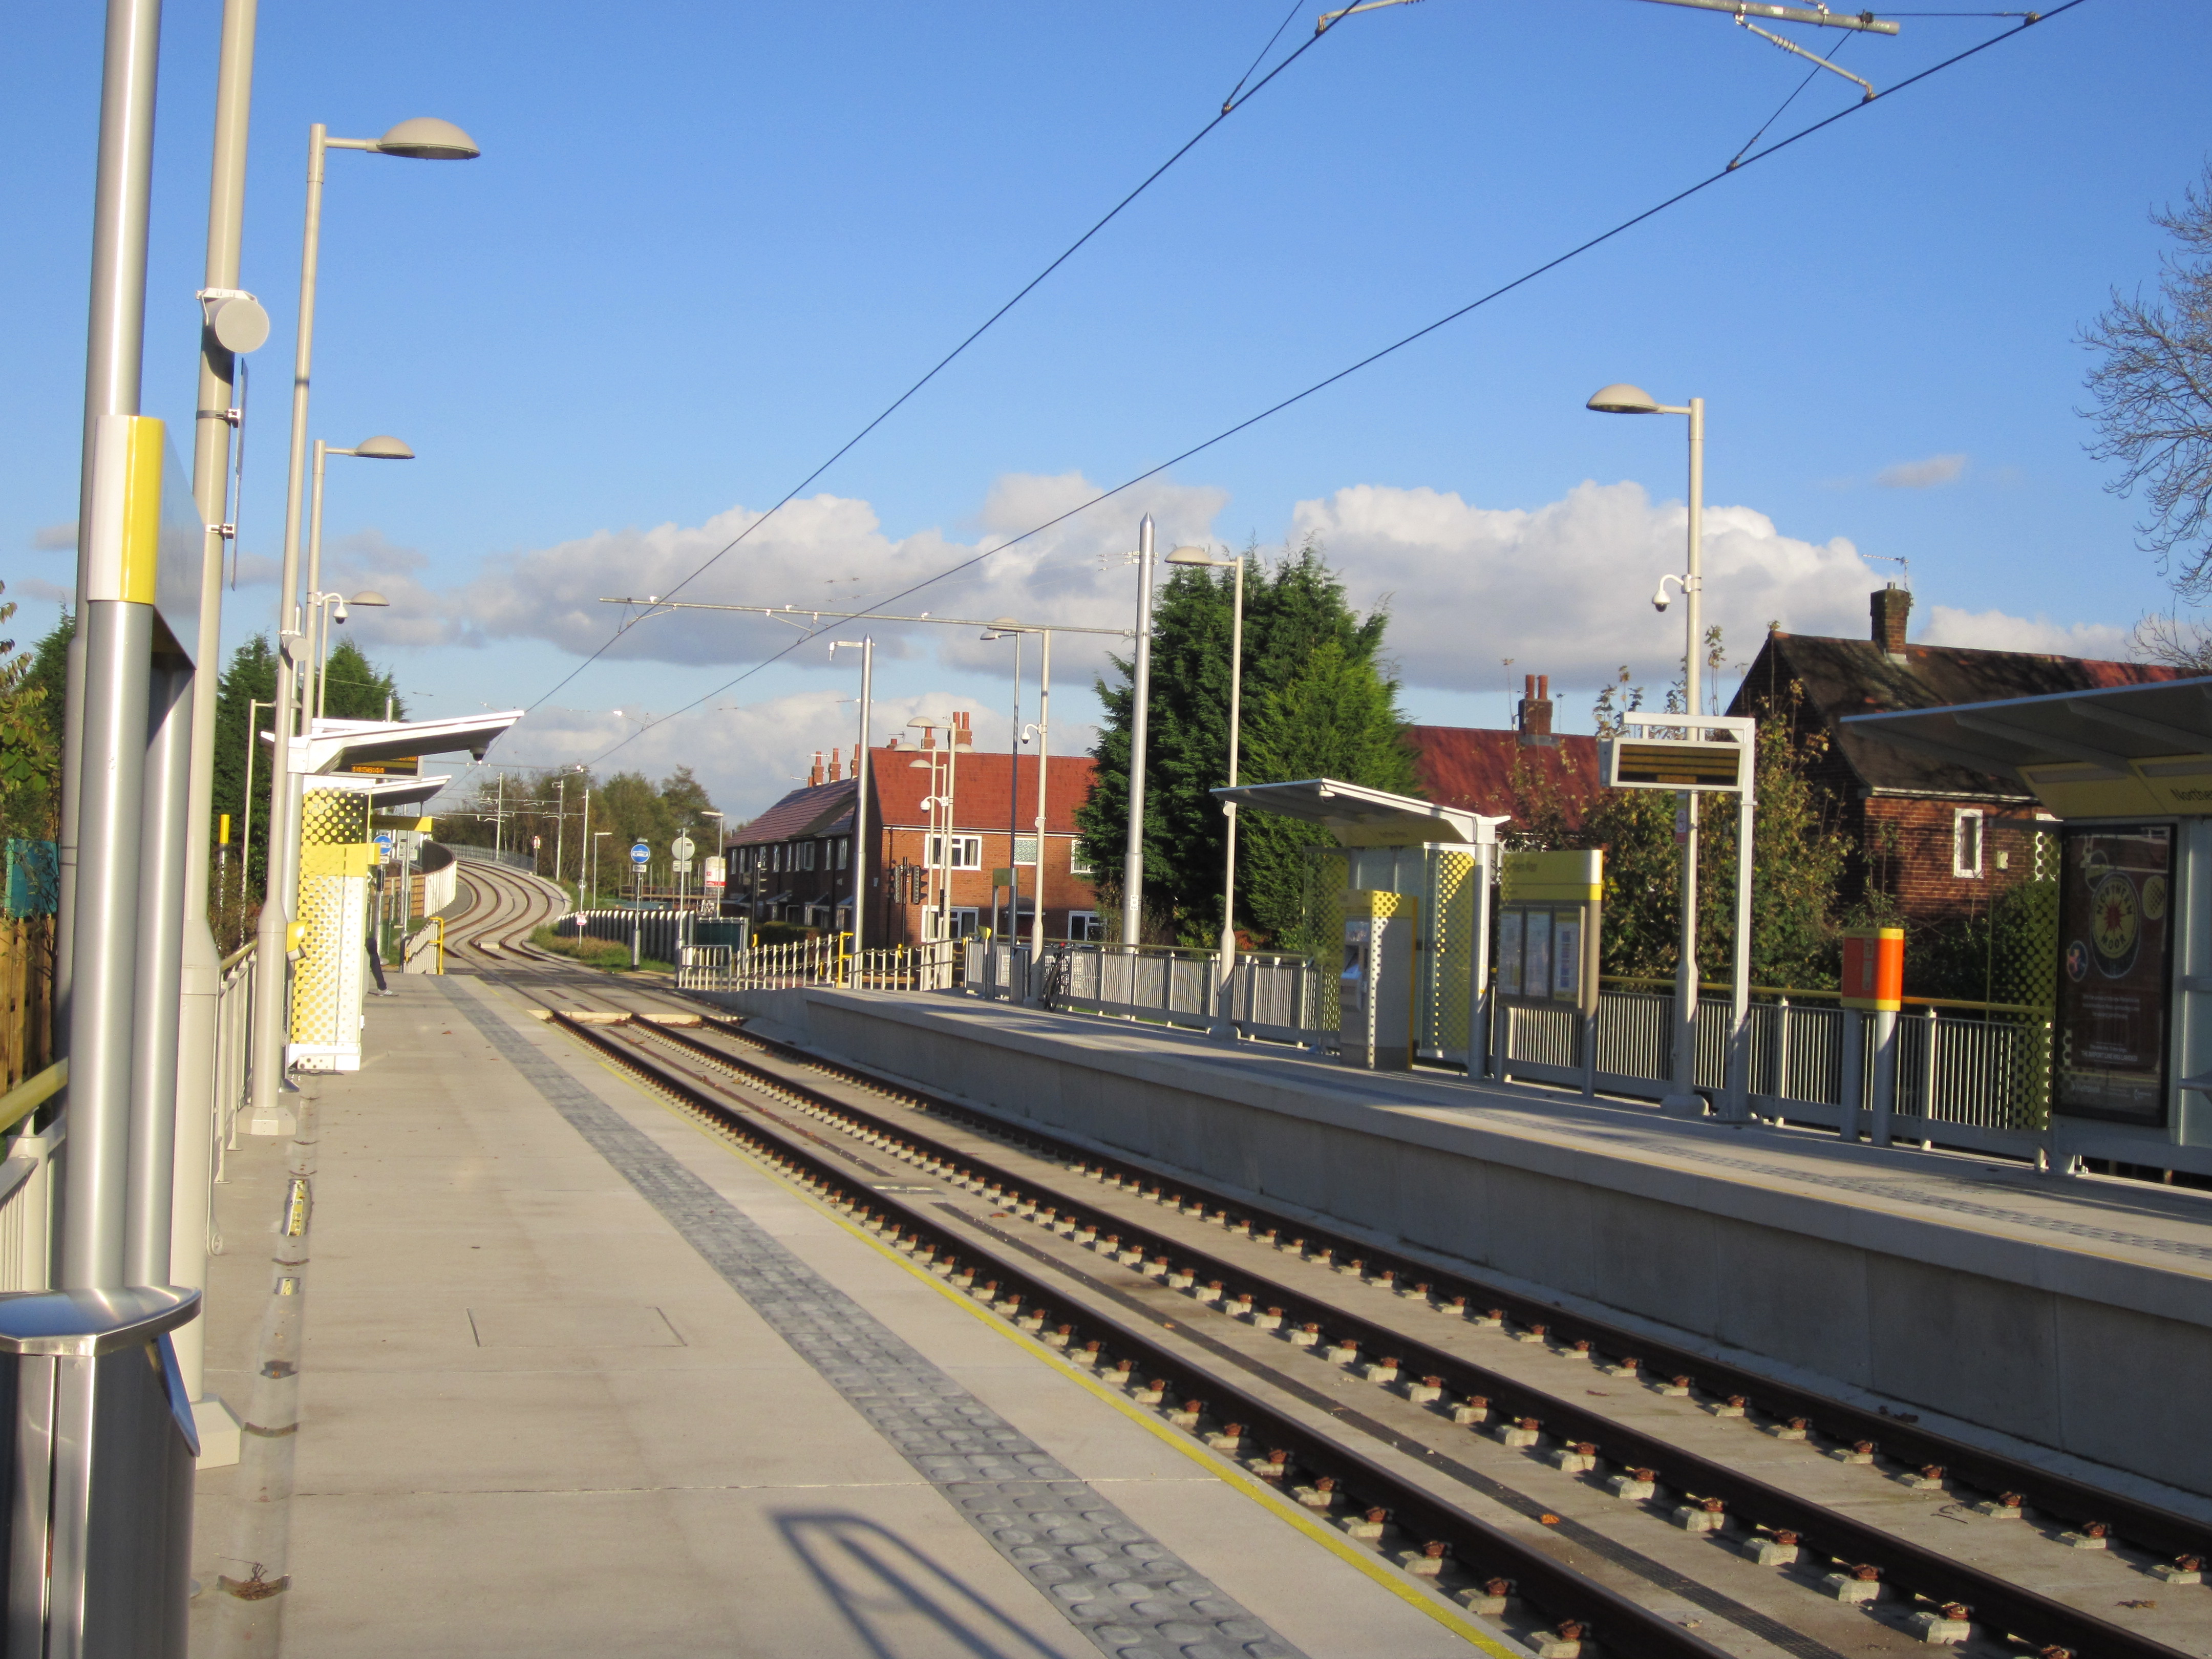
[2055,824,2174,1124]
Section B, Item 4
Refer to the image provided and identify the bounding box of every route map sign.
[2055,823,2174,1125]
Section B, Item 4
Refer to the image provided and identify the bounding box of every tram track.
[473,959,2210,1658]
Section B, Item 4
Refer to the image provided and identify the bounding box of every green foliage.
[0,603,69,843]
[317,638,407,722]
[1076,537,1415,946]
[210,635,278,910]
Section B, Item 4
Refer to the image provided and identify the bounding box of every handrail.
[1600,974,2049,1017]
[0,1060,66,1137]
[220,941,255,974]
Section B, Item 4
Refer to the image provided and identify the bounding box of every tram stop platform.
[706,986,2212,1507]
[186,974,1495,1658]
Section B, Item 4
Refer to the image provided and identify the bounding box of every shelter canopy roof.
[1211,778,1504,847]
[1842,675,2212,819]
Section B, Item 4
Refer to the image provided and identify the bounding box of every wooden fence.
[0,918,55,1094]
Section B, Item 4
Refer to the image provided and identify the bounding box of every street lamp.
[1587,382,1709,1117]
[1165,544,1245,1025]
[251,116,478,1125]
[830,639,875,973]
[1122,514,1156,946]
[985,619,1055,979]
[309,585,393,719]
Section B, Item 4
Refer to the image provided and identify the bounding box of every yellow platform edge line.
[592,1047,1522,1657]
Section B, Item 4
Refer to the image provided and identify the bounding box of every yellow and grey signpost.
[1497,849,1605,1092]
[1598,711,1757,1118]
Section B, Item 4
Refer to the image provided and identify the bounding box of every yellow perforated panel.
[291,788,374,1069]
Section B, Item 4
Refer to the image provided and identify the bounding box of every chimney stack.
[828,747,842,782]
[1517,673,1555,742]
[809,751,824,787]
[1872,583,1911,660]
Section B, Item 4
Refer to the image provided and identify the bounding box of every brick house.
[1403,675,1606,830]
[1727,585,2185,925]
[724,728,1102,944]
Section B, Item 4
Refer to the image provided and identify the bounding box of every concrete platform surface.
[189,974,1499,1659]
[711,988,2212,1497]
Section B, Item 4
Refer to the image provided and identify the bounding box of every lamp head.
[989,616,1023,630]
[1165,546,1216,567]
[1587,382,1661,415]
[373,117,481,160]
[350,435,414,460]
[349,590,391,607]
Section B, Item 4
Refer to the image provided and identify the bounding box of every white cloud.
[1874,453,1968,490]
[8,577,75,606]
[402,472,1226,684]
[469,688,1097,823]
[30,522,76,552]
[1916,605,2133,660]
[1293,480,1883,689]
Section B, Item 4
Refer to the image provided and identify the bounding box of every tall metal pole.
[249,123,332,1124]
[1030,630,1051,966]
[1120,514,1155,946]
[554,777,566,888]
[62,0,164,1289]
[1663,398,1707,1116]
[1007,632,1022,939]
[127,661,192,1284]
[1218,554,1245,1010]
[173,3,259,1412]
[842,639,873,974]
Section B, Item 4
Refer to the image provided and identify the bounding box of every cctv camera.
[333,602,349,625]
[1650,586,1671,613]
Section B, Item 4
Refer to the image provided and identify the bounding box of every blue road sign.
[630,841,650,865]
[374,833,395,856]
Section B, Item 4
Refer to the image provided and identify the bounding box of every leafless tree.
[2082,163,2212,612]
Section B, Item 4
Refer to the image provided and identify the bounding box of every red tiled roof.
[872,747,1095,834]
[727,748,1096,846]
[1405,726,1604,830]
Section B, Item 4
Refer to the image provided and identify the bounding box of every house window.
[772,844,783,873]
[1014,835,1038,866]
[927,834,983,870]
[1067,910,1105,941]
[837,837,850,870]
[1953,809,1984,879]
[802,841,818,871]
[1068,842,1094,878]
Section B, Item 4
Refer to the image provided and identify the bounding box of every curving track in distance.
[443,856,572,967]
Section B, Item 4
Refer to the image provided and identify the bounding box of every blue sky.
[6,1,2207,817]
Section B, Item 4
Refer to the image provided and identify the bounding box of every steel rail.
[668,1009,2212,1580]
[611,1015,2191,1659]
[550,1007,1740,1659]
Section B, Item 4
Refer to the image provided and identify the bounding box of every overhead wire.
[520,9,1345,719]
[564,1,2081,773]
[1726,30,1849,168]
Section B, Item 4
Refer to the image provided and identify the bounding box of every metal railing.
[210,944,257,1180]
[676,936,948,992]
[403,917,445,974]
[0,1059,66,1292]
[965,940,1320,1039]
[1496,982,2052,1155]
[444,842,538,873]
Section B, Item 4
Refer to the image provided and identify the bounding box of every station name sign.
[1599,713,1754,794]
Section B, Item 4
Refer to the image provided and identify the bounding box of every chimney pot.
[1517,673,1556,741]
[1872,584,1912,658]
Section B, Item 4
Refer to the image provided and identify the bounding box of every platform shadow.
[777,1512,1068,1659]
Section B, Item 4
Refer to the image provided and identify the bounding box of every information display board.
[2055,823,2174,1125]
[1495,849,1602,1016]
